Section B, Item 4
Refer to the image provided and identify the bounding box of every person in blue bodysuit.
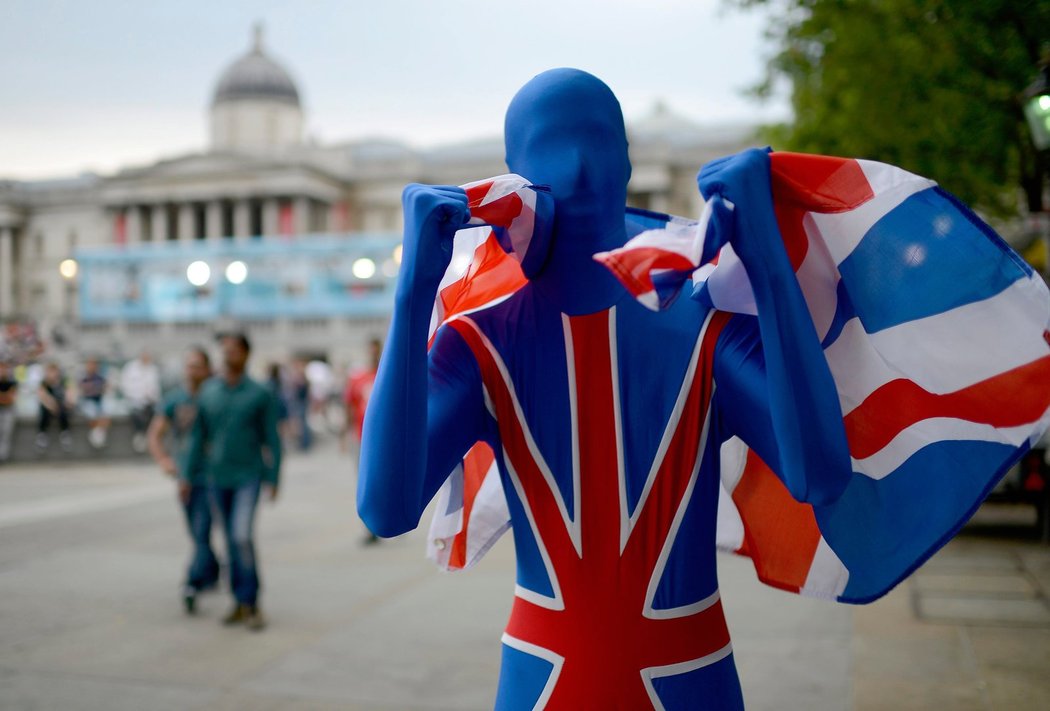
[358,69,852,710]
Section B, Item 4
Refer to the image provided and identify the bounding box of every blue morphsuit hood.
[504,68,635,315]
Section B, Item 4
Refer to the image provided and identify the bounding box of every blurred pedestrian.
[265,363,290,441]
[36,362,73,453]
[78,357,111,449]
[121,350,161,453]
[289,358,311,451]
[184,331,281,631]
[344,339,383,544]
[305,358,334,423]
[0,360,17,464]
[147,346,220,614]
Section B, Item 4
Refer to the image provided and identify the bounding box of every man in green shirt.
[183,331,281,631]
[147,346,219,614]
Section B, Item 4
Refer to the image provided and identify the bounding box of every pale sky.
[0,0,788,180]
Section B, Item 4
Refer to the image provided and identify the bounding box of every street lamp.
[58,258,78,280]
[1024,62,1050,151]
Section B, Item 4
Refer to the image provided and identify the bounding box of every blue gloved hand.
[399,184,471,293]
[693,147,776,268]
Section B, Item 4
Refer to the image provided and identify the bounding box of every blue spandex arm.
[699,149,851,507]
[357,312,488,538]
[357,183,489,538]
[712,314,781,474]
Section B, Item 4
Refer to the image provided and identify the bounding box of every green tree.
[734,0,1050,216]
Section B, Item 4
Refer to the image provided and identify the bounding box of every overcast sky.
[0,0,788,180]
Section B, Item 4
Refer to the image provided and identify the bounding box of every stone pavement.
[0,440,1047,710]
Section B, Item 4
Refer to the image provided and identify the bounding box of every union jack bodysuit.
[359,70,1050,711]
[430,284,784,709]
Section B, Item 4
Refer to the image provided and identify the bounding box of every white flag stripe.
[607,226,697,257]
[638,292,661,311]
[464,462,511,567]
[796,212,843,341]
[426,457,465,568]
[463,174,529,207]
[857,159,936,197]
[715,480,745,553]
[824,276,1050,415]
[508,203,536,258]
[800,537,849,600]
[718,437,749,494]
[704,243,757,314]
[852,419,1041,481]
[809,176,935,265]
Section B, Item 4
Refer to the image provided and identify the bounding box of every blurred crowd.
[0,320,379,464]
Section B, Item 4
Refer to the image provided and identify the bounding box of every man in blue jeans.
[147,346,220,614]
[184,331,281,631]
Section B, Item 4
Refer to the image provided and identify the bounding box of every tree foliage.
[733,0,1050,215]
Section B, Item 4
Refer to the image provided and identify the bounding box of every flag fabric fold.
[424,155,1050,604]
[425,174,547,568]
[598,152,1050,601]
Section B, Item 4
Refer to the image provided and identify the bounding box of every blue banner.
[75,234,402,323]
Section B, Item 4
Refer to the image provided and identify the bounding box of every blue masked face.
[504,69,632,227]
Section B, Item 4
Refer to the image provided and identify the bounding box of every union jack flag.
[600,152,1050,601]
[427,153,1050,606]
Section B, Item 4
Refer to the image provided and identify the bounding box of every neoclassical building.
[0,29,755,368]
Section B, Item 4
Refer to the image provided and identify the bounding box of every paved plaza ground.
[0,439,1047,710]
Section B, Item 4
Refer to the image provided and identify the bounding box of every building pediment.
[101,151,346,205]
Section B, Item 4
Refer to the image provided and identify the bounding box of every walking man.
[184,332,281,630]
[147,346,220,613]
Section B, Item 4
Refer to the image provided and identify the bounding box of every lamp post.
[1023,59,1050,283]
[1022,59,1050,543]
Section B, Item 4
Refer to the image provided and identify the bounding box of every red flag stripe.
[594,246,696,299]
[731,449,823,593]
[448,443,497,570]
[845,354,1050,459]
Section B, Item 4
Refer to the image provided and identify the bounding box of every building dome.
[209,25,304,152]
[212,26,300,108]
